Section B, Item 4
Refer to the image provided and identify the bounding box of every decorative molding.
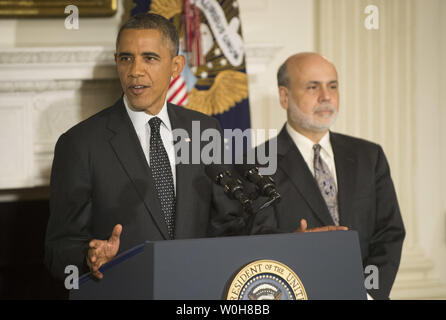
[0,46,122,191]
[0,98,33,190]
[245,43,283,74]
[0,79,120,92]
[0,47,115,65]
[391,248,446,299]
[0,44,282,80]
[0,47,118,81]
[0,45,282,70]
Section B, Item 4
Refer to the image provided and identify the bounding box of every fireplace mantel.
[0,44,282,193]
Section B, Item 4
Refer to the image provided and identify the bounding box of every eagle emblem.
[226,260,308,300]
[149,0,249,115]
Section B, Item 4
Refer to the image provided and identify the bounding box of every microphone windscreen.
[205,164,234,182]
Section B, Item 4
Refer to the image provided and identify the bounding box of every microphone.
[205,164,252,212]
[235,164,281,209]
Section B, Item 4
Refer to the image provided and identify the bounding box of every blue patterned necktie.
[149,117,176,239]
[313,144,339,226]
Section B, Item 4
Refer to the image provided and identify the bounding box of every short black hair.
[116,13,179,57]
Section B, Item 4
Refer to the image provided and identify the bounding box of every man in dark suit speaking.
[259,53,405,299]
[44,13,250,281]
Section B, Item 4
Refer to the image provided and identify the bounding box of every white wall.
[442,1,446,272]
[313,0,446,298]
[0,1,127,48]
[238,0,314,134]
[414,0,446,285]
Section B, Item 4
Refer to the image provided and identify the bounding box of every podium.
[70,231,366,300]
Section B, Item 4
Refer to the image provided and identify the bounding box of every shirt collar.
[286,123,333,158]
[123,95,171,133]
[318,130,333,158]
[286,122,314,157]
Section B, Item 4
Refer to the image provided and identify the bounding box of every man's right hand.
[295,219,348,232]
[86,224,122,280]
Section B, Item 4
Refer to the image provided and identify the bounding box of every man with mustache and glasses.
[258,53,405,299]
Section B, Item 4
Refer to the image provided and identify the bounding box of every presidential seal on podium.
[226,259,307,300]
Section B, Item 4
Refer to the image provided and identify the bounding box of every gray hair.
[116,13,179,57]
[277,60,290,88]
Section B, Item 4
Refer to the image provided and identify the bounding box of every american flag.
[167,75,188,106]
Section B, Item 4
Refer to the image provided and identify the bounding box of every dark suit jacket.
[259,126,405,299]
[44,98,249,281]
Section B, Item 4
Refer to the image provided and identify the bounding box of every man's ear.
[278,86,289,110]
[171,54,186,78]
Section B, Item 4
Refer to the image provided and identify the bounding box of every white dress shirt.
[286,123,338,187]
[123,95,177,193]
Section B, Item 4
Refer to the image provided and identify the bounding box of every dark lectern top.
[70,231,366,300]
